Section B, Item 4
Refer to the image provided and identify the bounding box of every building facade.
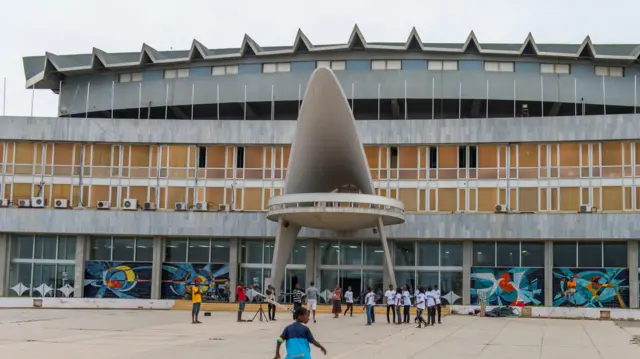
[2,26,640,308]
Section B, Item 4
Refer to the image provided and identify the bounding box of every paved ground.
[1,309,639,359]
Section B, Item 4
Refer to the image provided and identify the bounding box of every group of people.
[380,284,443,328]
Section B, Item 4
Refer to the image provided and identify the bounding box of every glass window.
[484,62,499,72]
[89,237,112,261]
[12,235,34,259]
[340,242,362,265]
[56,264,75,297]
[165,238,187,262]
[339,270,362,302]
[496,242,519,267]
[473,242,495,266]
[387,60,402,70]
[177,68,190,78]
[262,63,277,73]
[553,242,577,267]
[371,60,386,70]
[331,61,346,71]
[188,238,210,263]
[289,240,307,265]
[276,63,291,72]
[212,66,226,76]
[394,241,415,266]
[443,61,458,71]
[555,64,570,74]
[396,270,416,293]
[440,271,463,305]
[540,63,554,74]
[609,67,624,77]
[363,242,384,266]
[362,270,384,304]
[242,268,265,291]
[440,242,463,266]
[417,242,439,266]
[226,65,239,75]
[417,271,438,290]
[32,264,57,297]
[241,240,263,263]
[578,242,602,267]
[427,60,443,71]
[211,239,230,263]
[603,242,627,267]
[316,60,330,68]
[595,66,608,76]
[118,73,131,83]
[34,236,57,260]
[135,238,154,262]
[164,69,177,79]
[319,241,339,265]
[131,72,143,82]
[264,240,275,264]
[521,242,544,267]
[9,263,32,296]
[319,269,339,303]
[499,62,514,72]
[112,237,135,261]
[57,236,76,260]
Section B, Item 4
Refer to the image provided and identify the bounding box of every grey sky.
[1,0,638,118]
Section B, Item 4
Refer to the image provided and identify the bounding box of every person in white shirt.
[343,286,354,317]
[425,287,436,326]
[384,284,397,324]
[434,285,442,324]
[394,290,403,324]
[415,288,428,328]
[364,287,375,325]
[402,287,411,323]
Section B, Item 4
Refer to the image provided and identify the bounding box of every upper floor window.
[484,61,514,73]
[118,72,142,83]
[371,60,402,71]
[428,60,458,71]
[263,63,291,74]
[212,65,239,76]
[164,68,189,79]
[540,63,570,75]
[595,66,624,77]
[316,60,346,71]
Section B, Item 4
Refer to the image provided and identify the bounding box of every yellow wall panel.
[243,188,263,211]
[90,185,110,205]
[14,142,34,164]
[593,187,601,210]
[478,188,496,211]
[12,183,31,200]
[550,144,558,167]
[540,188,547,211]
[51,184,71,201]
[601,142,622,166]
[53,143,74,166]
[429,189,436,211]
[128,186,148,204]
[438,188,456,211]
[92,144,112,166]
[559,143,579,167]
[470,188,477,211]
[0,142,4,164]
[518,144,538,167]
[602,186,623,211]
[130,145,150,167]
[518,188,538,212]
[438,146,457,169]
[245,146,263,169]
[206,146,226,168]
[283,146,291,168]
[560,187,580,211]
[167,187,185,208]
[398,147,418,169]
[169,146,189,168]
[458,189,465,211]
[398,188,417,212]
[478,145,497,168]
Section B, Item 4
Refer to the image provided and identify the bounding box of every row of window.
[116,62,627,82]
[11,235,76,261]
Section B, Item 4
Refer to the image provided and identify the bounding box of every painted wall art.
[552,268,629,308]
[161,263,230,300]
[84,261,152,299]
[470,267,544,306]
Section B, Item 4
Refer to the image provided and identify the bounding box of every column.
[462,240,472,305]
[305,239,316,287]
[377,217,396,288]
[229,238,239,301]
[150,237,164,300]
[73,236,87,298]
[269,218,301,295]
[544,241,554,306]
[0,234,9,296]
[383,239,394,289]
[628,241,639,308]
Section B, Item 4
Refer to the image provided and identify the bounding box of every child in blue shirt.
[275,307,327,359]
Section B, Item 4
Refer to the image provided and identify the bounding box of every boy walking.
[364,287,375,325]
[425,287,436,326]
[292,283,305,320]
[275,307,327,359]
[415,288,428,328]
[434,285,442,324]
[305,282,319,323]
[384,284,396,323]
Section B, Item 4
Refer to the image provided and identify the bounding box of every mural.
[161,263,230,301]
[84,261,152,299]
[471,267,544,306]
[552,268,629,308]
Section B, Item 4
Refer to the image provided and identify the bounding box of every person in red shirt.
[236,281,247,322]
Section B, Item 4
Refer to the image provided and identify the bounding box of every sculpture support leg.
[377,217,396,288]
[269,218,301,296]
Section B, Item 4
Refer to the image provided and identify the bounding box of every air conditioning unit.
[174,202,188,211]
[579,205,592,213]
[18,199,31,208]
[494,204,508,213]
[143,202,157,211]
[0,199,8,207]
[31,197,45,208]
[218,204,230,212]
[123,199,137,210]
[96,200,110,209]
[54,199,68,209]
[193,202,208,211]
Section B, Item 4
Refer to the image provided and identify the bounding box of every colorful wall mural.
[471,267,544,306]
[161,263,230,300]
[84,261,152,299]
[552,268,629,308]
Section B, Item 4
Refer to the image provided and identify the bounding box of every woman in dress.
[332,284,342,318]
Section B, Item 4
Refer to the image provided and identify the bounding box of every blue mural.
[471,267,544,306]
[161,263,230,301]
[84,261,152,299]
[553,268,629,308]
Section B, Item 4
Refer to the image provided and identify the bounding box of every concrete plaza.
[0,309,639,359]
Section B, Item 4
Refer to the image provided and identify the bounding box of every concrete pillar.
[383,239,394,290]
[229,238,239,300]
[544,240,553,306]
[150,237,164,300]
[0,234,9,297]
[73,236,87,298]
[462,240,472,305]
[269,219,301,294]
[377,217,396,288]
[305,239,316,287]
[628,241,638,308]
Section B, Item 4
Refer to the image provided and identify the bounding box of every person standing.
[395,289,403,325]
[364,287,375,325]
[384,285,396,324]
[236,281,247,322]
[434,285,442,324]
[292,283,304,320]
[425,286,436,326]
[266,285,277,321]
[343,286,354,317]
[331,284,342,318]
[274,307,327,359]
[402,287,411,323]
[223,280,230,303]
[415,288,428,328]
[305,282,319,323]
[190,278,203,324]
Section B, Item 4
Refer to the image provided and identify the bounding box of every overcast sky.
[1,0,638,117]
